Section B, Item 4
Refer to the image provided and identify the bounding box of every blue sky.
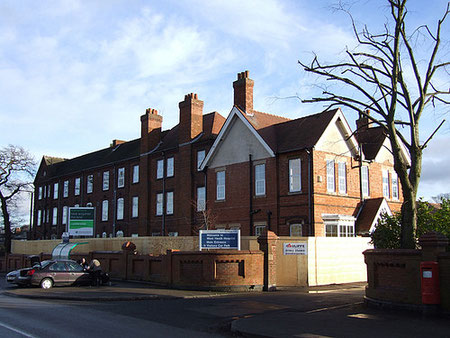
[1,0,449,221]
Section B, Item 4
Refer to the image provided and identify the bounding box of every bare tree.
[299,0,450,248]
[190,199,217,235]
[432,193,450,203]
[0,145,36,253]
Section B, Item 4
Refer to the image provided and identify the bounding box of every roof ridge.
[58,138,140,162]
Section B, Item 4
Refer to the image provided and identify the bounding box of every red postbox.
[420,261,440,304]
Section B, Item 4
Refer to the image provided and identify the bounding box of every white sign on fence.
[283,242,307,255]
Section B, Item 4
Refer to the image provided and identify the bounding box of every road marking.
[0,321,36,338]
[305,302,363,314]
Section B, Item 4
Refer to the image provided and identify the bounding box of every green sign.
[68,207,95,236]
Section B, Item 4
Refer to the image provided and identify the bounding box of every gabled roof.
[356,198,392,235]
[200,106,277,170]
[201,107,358,170]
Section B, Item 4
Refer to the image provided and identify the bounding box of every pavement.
[2,278,450,337]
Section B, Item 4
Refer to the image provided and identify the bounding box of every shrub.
[371,198,450,249]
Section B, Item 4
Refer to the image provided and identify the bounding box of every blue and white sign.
[199,230,240,250]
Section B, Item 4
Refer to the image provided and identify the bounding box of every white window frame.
[392,171,399,200]
[62,206,68,225]
[166,192,173,215]
[132,165,139,184]
[166,157,174,177]
[197,186,206,211]
[53,183,58,200]
[118,167,125,188]
[63,180,69,198]
[102,200,109,221]
[74,178,81,196]
[216,171,225,200]
[157,160,164,179]
[323,214,355,237]
[361,166,369,197]
[338,162,347,194]
[117,198,124,220]
[132,196,139,218]
[255,164,266,196]
[87,174,94,194]
[289,158,301,192]
[103,171,109,191]
[382,170,390,198]
[254,222,267,237]
[156,193,163,216]
[326,160,335,192]
[52,207,58,225]
[290,222,303,236]
[197,150,205,171]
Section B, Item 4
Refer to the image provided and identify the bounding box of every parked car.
[5,255,41,287]
[6,259,94,289]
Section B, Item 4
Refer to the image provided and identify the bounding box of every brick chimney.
[140,108,162,153]
[179,93,204,144]
[356,109,373,132]
[233,70,254,112]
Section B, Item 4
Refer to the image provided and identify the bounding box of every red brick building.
[32,71,404,239]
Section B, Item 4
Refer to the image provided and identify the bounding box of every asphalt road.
[1,275,449,338]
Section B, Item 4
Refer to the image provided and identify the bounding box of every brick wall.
[364,232,450,312]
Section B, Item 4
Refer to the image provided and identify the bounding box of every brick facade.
[32,71,403,240]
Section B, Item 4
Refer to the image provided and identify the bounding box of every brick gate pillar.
[419,231,449,262]
[258,230,279,291]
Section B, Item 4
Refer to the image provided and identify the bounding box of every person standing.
[87,259,102,286]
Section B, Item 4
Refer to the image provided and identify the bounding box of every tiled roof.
[45,138,141,178]
[239,108,339,154]
[356,126,386,161]
[355,197,385,234]
[43,156,67,165]
[157,111,225,152]
[42,112,226,179]
[242,109,290,130]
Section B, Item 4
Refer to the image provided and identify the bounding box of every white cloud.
[418,135,450,200]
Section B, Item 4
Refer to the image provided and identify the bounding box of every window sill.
[288,191,302,195]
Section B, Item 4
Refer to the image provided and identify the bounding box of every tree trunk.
[400,192,417,249]
[0,194,11,254]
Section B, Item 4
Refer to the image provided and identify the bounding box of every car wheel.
[40,278,53,289]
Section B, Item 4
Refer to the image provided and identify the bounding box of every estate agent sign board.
[283,242,307,255]
[68,207,95,236]
[199,230,240,250]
